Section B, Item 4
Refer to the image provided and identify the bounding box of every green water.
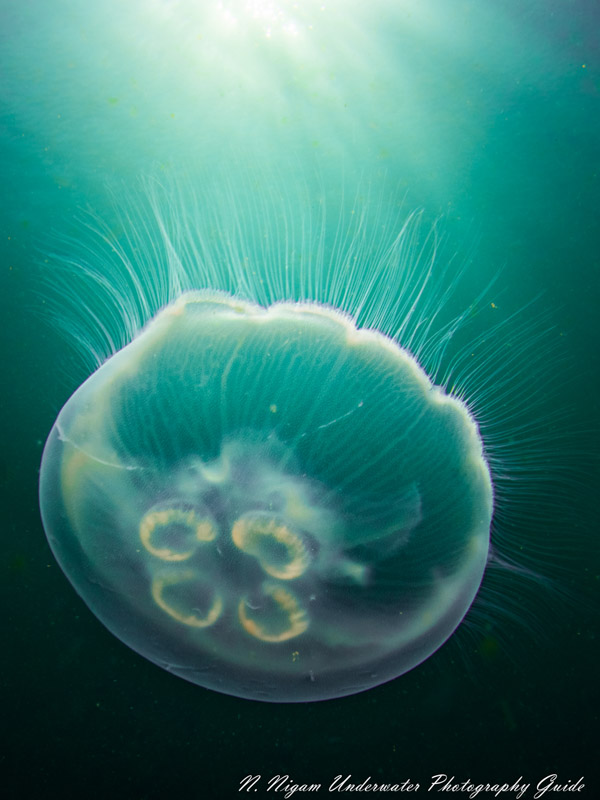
[1,0,598,797]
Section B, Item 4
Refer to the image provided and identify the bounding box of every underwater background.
[1,0,598,798]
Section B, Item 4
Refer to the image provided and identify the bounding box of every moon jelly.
[39,186,493,702]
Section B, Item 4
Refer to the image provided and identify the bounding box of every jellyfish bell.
[39,176,549,702]
[40,279,492,699]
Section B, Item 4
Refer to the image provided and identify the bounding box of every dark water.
[1,1,598,798]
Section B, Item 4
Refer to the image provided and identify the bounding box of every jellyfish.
[39,178,498,702]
